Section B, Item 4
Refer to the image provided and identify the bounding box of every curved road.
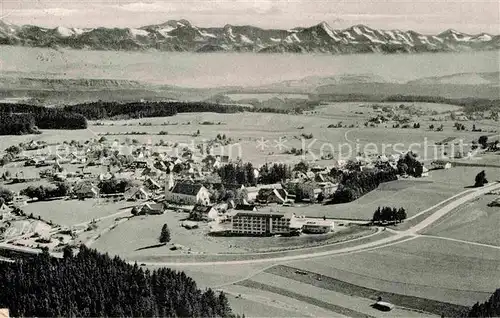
[135,181,500,266]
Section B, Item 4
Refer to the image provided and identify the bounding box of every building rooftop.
[170,182,204,195]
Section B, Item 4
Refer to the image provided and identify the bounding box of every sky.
[1,0,499,34]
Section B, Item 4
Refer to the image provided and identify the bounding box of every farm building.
[144,177,162,191]
[139,202,166,215]
[301,219,335,234]
[72,181,99,199]
[256,188,290,204]
[190,204,218,221]
[165,182,210,205]
[124,186,149,201]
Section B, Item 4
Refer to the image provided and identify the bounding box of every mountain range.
[0,19,499,54]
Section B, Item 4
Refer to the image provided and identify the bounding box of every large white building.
[230,211,295,236]
[165,182,210,205]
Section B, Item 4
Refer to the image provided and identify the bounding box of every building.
[431,160,452,170]
[140,202,166,215]
[165,182,210,205]
[124,186,149,201]
[73,181,99,199]
[144,177,162,191]
[256,188,289,204]
[302,219,335,234]
[230,211,294,236]
[0,203,12,218]
[190,204,218,221]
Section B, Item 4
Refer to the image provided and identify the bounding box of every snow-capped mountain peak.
[0,19,497,54]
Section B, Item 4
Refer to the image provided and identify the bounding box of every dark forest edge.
[315,94,500,113]
[0,100,316,135]
[0,95,498,135]
[0,245,238,317]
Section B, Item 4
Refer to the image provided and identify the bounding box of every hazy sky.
[1,0,499,34]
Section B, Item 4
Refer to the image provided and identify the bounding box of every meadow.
[288,236,500,306]
[424,194,500,246]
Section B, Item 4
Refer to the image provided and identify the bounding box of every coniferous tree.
[159,224,171,243]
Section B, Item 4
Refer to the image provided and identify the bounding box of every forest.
[0,104,87,135]
[327,168,398,204]
[469,288,500,317]
[0,246,235,317]
[0,100,296,135]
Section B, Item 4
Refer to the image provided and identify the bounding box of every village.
[2,125,492,258]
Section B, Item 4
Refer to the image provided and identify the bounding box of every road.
[134,181,500,267]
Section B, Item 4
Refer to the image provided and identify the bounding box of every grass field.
[236,272,438,317]
[424,194,500,246]
[288,236,499,306]
[282,172,481,220]
[264,265,463,317]
[22,199,132,227]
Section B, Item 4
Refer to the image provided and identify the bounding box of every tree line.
[216,162,292,186]
[372,206,407,224]
[20,182,71,201]
[0,104,87,135]
[327,168,397,204]
[0,100,299,135]
[63,100,294,121]
[469,288,500,317]
[0,245,235,317]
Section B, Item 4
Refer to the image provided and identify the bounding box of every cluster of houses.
[2,137,458,238]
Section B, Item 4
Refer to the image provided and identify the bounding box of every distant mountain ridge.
[0,19,499,54]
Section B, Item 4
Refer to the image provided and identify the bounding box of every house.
[230,211,295,236]
[190,204,218,221]
[144,177,162,191]
[140,202,166,215]
[73,181,99,199]
[165,182,210,205]
[124,186,149,201]
[0,203,12,218]
[301,219,335,234]
[256,188,289,204]
[431,160,452,170]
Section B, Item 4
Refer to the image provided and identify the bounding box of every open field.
[265,265,464,317]
[224,285,341,317]
[235,272,438,317]
[288,236,500,306]
[424,194,500,246]
[21,199,132,227]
